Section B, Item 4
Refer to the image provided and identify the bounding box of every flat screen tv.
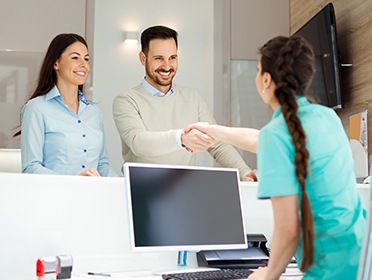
[123,162,247,272]
[294,3,343,109]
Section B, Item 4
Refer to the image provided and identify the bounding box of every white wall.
[92,0,215,175]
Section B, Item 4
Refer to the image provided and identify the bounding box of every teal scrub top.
[257,97,366,279]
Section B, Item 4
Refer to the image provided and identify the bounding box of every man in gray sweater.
[113,25,256,181]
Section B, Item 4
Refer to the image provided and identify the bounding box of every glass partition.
[230,60,272,168]
[0,50,44,148]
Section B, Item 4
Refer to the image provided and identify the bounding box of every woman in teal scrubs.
[186,36,366,279]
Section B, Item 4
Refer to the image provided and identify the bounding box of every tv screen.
[124,162,247,253]
[294,3,343,109]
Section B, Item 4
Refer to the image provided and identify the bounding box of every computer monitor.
[123,162,247,270]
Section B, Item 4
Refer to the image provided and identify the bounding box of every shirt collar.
[45,85,90,105]
[45,85,61,100]
[272,96,309,120]
[78,91,90,105]
[141,77,174,97]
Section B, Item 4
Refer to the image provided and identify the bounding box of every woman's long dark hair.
[259,35,315,272]
[13,33,88,137]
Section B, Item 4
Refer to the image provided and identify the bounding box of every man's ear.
[139,51,146,66]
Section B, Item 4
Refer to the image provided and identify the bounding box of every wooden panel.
[291,0,372,158]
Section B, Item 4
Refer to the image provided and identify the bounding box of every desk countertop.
[1,174,365,279]
[72,266,303,280]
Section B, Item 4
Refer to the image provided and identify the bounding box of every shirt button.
[82,165,85,168]
[82,134,86,137]
[83,149,87,152]
[78,120,81,123]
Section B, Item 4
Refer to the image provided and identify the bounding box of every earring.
[262,89,265,95]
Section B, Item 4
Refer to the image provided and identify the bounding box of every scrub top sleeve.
[256,127,300,198]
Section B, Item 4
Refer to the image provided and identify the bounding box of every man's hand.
[242,169,257,182]
[181,128,215,153]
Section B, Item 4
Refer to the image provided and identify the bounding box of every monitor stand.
[152,251,219,276]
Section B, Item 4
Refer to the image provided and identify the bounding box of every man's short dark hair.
[141,25,178,55]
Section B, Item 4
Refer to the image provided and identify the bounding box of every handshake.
[181,122,216,153]
[181,122,258,182]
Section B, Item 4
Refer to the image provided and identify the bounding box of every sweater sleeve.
[195,94,252,179]
[113,89,181,158]
[208,141,252,179]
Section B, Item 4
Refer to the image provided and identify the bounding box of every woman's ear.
[262,72,272,89]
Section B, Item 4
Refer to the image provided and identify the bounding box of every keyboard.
[162,268,253,280]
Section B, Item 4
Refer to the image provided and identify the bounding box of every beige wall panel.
[231,0,290,60]
[290,0,372,158]
[0,0,86,52]
[0,0,86,148]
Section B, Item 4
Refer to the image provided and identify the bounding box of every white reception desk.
[0,172,369,279]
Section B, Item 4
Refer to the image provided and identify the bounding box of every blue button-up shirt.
[21,85,117,176]
[141,77,174,97]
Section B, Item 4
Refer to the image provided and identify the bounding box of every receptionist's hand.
[243,169,257,182]
[181,128,214,153]
[248,266,267,279]
[80,168,101,176]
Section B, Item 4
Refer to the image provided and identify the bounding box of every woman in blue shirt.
[15,33,117,177]
[186,36,365,279]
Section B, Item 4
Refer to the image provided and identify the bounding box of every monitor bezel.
[123,162,248,253]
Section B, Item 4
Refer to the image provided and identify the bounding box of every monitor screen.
[294,3,343,109]
[124,162,247,252]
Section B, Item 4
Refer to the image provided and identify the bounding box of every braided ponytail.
[277,90,314,272]
[260,36,316,272]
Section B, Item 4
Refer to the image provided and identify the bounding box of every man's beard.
[145,65,175,87]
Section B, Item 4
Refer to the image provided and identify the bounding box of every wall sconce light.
[124,31,139,45]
